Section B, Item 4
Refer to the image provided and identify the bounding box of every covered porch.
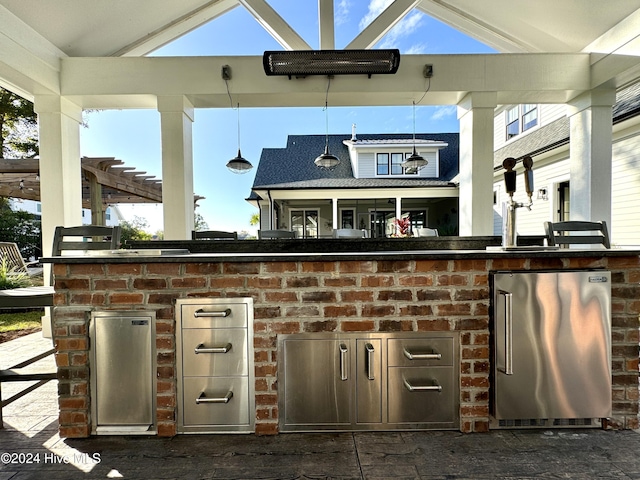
[1,1,639,248]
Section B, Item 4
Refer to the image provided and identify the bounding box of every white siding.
[539,104,565,126]
[612,133,640,246]
[358,152,375,177]
[416,150,438,178]
[494,109,507,149]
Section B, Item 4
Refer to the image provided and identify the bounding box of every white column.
[332,198,338,230]
[33,95,83,256]
[158,96,195,240]
[457,92,497,236]
[34,95,83,338]
[567,89,615,227]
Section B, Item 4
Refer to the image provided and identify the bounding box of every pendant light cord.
[415,76,431,105]
[324,76,332,148]
[224,76,242,152]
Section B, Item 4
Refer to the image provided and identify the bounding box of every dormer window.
[376,152,417,176]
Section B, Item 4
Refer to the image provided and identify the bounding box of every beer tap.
[502,155,534,248]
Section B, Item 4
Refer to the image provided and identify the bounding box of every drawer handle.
[339,343,348,381]
[196,391,233,404]
[403,378,442,393]
[365,343,375,380]
[403,348,442,361]
[194,343,232,354]
[194,308,232,318]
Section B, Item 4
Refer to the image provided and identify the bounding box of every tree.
[250,213,259,226]
[0,198,41,259]
[119,216,153,243]
[0,87,38,159]
[194,212,208,231]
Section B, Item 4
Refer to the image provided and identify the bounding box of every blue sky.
[79,1,495,235]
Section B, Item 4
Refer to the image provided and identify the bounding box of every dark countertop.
[40,236,640,263]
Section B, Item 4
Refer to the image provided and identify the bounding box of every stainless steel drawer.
[387,367,457,424]
[180,303,247,329]
[181,328,248,377]
[181,376,250,427]
[387,337,453,367]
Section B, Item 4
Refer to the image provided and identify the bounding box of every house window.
[340,209,355,229]
[506,104,538,140]
[291,210,318,238]
[522,104,538,131]
[376,153,389,175]
[376,152,418,176]
[506,106,519,139]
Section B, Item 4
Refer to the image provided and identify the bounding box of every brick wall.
[51,254,640,438]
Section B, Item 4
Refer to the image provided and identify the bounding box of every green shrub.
[0,257,31,289]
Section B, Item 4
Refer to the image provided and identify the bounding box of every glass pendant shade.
[226,149,253,174]
[314,144,340,169]
[402,146,427,171]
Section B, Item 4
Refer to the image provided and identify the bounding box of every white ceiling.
[1,0,640,58]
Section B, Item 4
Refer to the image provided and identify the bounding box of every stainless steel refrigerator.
[90,311,156,434]
[491,270,611,427]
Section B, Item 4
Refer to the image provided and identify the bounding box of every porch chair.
[333,228,368,238]
[0,225,121,309]
[544,221,611,249]
[258,230,296,239]
[415,227,439,237]
[0,242,40,276]
[192,230,238,240]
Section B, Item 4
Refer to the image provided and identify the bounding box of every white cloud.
[335,0,351,26]
[431,105,457,121]
[405,42,428,54]
[359,0,394,31]
[377,11,424,49]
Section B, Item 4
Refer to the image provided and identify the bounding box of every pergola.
[1,0,640,255]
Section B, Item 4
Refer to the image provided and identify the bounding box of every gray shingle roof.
[252,133,459,191]
[493,81,640,168]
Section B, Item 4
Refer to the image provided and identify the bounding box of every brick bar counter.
[44,245,640,438]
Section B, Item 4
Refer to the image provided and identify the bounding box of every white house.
[492,81,640,247]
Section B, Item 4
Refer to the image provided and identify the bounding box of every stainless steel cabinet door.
[356,339,382,424]
[493,271,611,421]
[281,338,352,427]
[92,314,154,427]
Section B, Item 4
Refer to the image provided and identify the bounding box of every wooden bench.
[0,347,57,428]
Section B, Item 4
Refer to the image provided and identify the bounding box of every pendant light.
[222,65,253,174]
[226,102,253,174]
[401,100,428,172]
[315,76,340,169]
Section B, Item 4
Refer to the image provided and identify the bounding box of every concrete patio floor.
[2,332,640,480]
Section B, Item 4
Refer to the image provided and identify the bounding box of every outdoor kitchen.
[45,244,640,438]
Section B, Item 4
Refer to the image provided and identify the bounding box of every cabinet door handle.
[403,348,442,361]
[194,342,232,354]
[403,378,442,392]
[339,343,348,381]
[194,308,231,318]
[500,291,514,375]
[365,343,375,380]
[196,391,233,404]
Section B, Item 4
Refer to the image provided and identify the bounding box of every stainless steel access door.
[90,311,156,434]
[492,270,611,422]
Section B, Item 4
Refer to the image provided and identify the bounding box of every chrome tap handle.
[523,155,534,200]
[502,157,517,195]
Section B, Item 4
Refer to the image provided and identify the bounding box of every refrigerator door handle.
[499,290,514,375]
